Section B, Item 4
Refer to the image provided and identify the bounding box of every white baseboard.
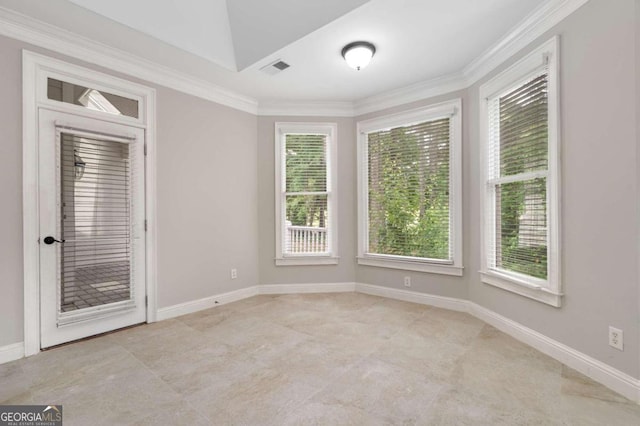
[352,283,640,403]
[355,283,469,312]
[6,281,639,404]
[156,285,259,321]
[0,342,24,364]
[259,282,356,295]
[469,302,640,403]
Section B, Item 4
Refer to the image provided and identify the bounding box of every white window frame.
[479,37,562,307]
[356,99,463,276]
[274,122,338,266]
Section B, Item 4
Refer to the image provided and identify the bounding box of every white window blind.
[366,117,452,261]
[283,133,330,255]
[487,70,549,281]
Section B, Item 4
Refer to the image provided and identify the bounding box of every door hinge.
[144,143,147,156]
[144,219,148,232]
[145,296,148,307]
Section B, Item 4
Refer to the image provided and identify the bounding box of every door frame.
[22,51,158,356]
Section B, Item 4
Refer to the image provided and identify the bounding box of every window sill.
[276,256,339,266]
[357,256,463,276]
[480,270,562,307]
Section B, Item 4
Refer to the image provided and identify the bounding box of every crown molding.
[463,0,591,85]
[0,6,259,115]
[258,101,354,117]
[352,72,467,117]
[264,0,590,118]
[0,0,589,118]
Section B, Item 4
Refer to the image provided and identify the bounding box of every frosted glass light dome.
[342,42,376,71]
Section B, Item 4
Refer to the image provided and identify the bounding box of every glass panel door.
[59,133,134,314]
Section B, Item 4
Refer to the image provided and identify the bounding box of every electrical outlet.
[231,268,237,279]
[404,276,411,287]
[609,326,623,351]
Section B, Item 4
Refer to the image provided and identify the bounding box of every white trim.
[356,99,463,275]
[469,303,640,404]
[259,282,356,294]
[156,286,260,321]
[0,1,587,118]
[352,0,588,116]
[353,73,467,117]
[6,282,640,404]
[463,0,589,85]
[357,257,463,276]
[0,6,257,115]
[355,283,639,403]
[274,122,338,265]
[0,342,25,364]
[478,37,562,306]
[258,101,354,117]
[480,271,562,308]
[355,283,469,312]
[22,51,158,356]
[275,257,339,266]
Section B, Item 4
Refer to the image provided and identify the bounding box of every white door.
[39,109,146,348]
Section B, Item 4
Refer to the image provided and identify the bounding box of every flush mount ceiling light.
[341,41,376,71]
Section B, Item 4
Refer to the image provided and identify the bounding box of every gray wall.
[466,0,639,379]
[257,116,356,284]
[0,37,25,348]
[0,36,259,347]
[157,89,258,307]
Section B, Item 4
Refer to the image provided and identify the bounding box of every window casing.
[275,123,338,265]
[357,100,463,275]
[479,37,561,307]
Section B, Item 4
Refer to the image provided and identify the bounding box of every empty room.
[1,0,640,424]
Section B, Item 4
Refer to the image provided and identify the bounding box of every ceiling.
[0,0,548,103]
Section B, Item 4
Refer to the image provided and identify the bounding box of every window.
[357,100,463,275]
[479,37,561,307]
[47,78,140,118]
[275,123,338,265]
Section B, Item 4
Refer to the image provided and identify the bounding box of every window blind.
[367,117,451,260]
[284,134,329,254]
[487,71,549,280]
[60,133,134,313]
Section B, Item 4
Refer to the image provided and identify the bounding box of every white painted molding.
[260,282,356,294]
[355,283,469,312]
[353,73,467,117]
[0,6,258,115]
[258,101,354,117]
[0,1,588,118]
[352,0,590,116]
[463,0,590,85]
[156,286,260,321]
[5,280,640,405]
[0,342,25,365]
[469,303,640,404]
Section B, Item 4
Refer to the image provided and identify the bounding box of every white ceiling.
[0,0,548,103]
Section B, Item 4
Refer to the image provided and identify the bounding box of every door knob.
[43,236,65,245]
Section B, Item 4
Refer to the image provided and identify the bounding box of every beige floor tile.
[0,362,30,403]
[7,293,640,425]
[282,401,387,426]
[422,387,564,426]
[309,357,442,424]
[186,365,322,425]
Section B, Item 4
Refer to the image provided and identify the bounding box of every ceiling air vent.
[260,59,290,76]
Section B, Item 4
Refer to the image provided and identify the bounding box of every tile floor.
[2,292,640,425]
